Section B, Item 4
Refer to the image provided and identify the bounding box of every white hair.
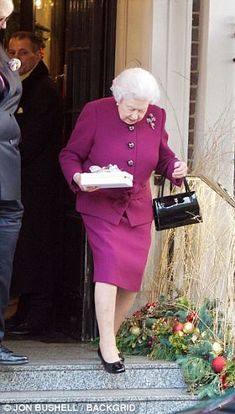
[111,67,160,104]
[0,0,13,17]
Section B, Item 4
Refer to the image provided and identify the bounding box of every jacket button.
[128,142,135,149]
[127,160,134,166]
[128,125,135,131]
[9,139,14,145]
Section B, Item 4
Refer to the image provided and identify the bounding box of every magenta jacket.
[59,97,181,226]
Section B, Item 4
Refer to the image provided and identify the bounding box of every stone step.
[0,360,186,392]
[0,388,198,414]
[0,340,188,392]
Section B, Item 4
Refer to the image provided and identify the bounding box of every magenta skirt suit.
[59,97,181,292]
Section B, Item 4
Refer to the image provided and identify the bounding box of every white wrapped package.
[80,164,133,188]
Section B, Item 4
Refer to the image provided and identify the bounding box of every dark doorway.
[6,0,117,341]
[59,0,117,340]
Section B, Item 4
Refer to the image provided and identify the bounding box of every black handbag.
[153,177,202,231]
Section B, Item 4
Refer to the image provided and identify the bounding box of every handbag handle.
[158,177,190,197]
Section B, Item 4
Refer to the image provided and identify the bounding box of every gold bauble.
[212,342,223,355]
[183,322,194,334]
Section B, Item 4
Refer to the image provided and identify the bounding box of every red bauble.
[220,373,230,389]
[211,356,227,373]
[173,322,184,333]
[187,311,198,322]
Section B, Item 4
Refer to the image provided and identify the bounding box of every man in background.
[6,31,63,335]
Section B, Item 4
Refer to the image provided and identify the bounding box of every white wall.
[194,0,235,193]
[115,0,194,308]
[115,0,192,162]
[143,0,193,306]
[115,0,153,74]
[151,0,193,161]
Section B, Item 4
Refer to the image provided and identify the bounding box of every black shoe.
[7,321,50,335]
[97,348,125,374]
[6,321,33,335]
[0,345,28,365]
[5,316,25,331]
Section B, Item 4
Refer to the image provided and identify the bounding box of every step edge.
[0,362,183,372]
[0,388,198,403]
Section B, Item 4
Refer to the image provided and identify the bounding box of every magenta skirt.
[81,214,152,292]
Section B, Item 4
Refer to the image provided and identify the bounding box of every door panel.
[59,0,117,340]
[65,0,117,131]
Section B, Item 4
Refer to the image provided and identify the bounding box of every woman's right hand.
[73,172,98,192]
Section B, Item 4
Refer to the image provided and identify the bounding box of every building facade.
[6,0,235,338]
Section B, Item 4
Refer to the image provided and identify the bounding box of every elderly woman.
[59,68,187,374]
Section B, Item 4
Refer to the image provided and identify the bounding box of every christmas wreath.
[116,296,235,399]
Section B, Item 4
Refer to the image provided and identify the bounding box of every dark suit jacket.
[12,60,63,294]
[0,44,22,200]
[15,60,63,195]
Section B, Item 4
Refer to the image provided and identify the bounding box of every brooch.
[8,58,21,72]
[146,113,156,130]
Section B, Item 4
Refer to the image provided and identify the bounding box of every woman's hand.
[73,172,98,192]
[172,161,187,179]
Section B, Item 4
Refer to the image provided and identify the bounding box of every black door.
[64,0,117,131]
[58,0,117,340]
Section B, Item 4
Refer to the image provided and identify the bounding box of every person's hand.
[73,172,99,192]
[172,161,187,179]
